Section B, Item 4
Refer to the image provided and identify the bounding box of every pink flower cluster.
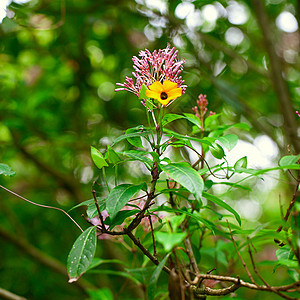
[115,44,186,97]
[192,94,215,121]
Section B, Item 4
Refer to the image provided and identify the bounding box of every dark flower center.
[160,92,168,100]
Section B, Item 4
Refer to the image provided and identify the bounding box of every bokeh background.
[0,0,299,299]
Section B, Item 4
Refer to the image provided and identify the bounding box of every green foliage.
[91,146,109,169]
[67,226,97,282]
[1,0,299,299]
[0,163,15,177]
[160,162,204,200]
[106,183,145,219]
[148,254,169,300]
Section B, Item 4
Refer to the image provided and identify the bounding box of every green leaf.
[155,232,187,252]
[279,155,300,167]
[111,128,151,146]
[162,113,184,126]
[202,192,241,225]
[0,163,15,177]
[210,143,225,159]
[139,83,154,110]
[106,145,121,165]
[287,268,300,282]
[106,184,144,219]
[87,258,126,271]
[276,246,293,261]
[88,269,140,285]
[232,122,250,131]
[125,126,145,148]
[277,259,298,268]
[160,162,204,200]
[104,209,139,229]
[86,199,106,219]
[126,267,156,285]
[67,226,97,283]
[138,83,148,100]
[122,150,153,170]
[234,156,248,171]
[68,198,105,212]
[91,146,108,169]
[182,113,202,129]
[148,254,170,300]
[204,113,221,129]
[217,134,238,151]
[151,206,215,232]
[87,288,113,300]
[163,128,213,146]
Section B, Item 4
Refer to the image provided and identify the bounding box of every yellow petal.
[167,88,182,100]
[146,89,160,100]
[148,81,163,93]
[162,80,178,92]
[157,98,170,106]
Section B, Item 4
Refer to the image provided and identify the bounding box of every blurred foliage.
[0,0,299,299]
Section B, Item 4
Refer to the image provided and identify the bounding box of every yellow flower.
[145,80,182,106]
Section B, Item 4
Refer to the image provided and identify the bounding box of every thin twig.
[276,177,300,234]
[148,214,157,257]
[247,239,296,300]
[227,221,256,284]
[92,181,105,230]
[0,184,83,232]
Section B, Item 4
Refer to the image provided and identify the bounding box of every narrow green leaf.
[104,209,139,229]
[122,150,152,170]
[232,122,250,131]
[163,128,213,146]
[182,113,202,128]
[106,184,144,219]
[87,258,126,271]
[126,267,156,285]
[160,162,204,200]
[111,129,151,146]
[0,163,15,177]
[138,83,148,100]
[151,206,215,232]
[217,134,238,151]
[91,146,108,169]
[148,254,170,300]
[139,83,154,110]
[68,199,95,212]
[67,226,97,283]
[88,269,141,285]
[202,192,241,225]
[87,288,113,300]
[155,232,187,252]
[106,145,121,165]
[162,113,184,126]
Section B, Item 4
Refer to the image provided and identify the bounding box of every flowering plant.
[1,45,299,299]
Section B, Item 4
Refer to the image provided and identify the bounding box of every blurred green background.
[0,0,299,299]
